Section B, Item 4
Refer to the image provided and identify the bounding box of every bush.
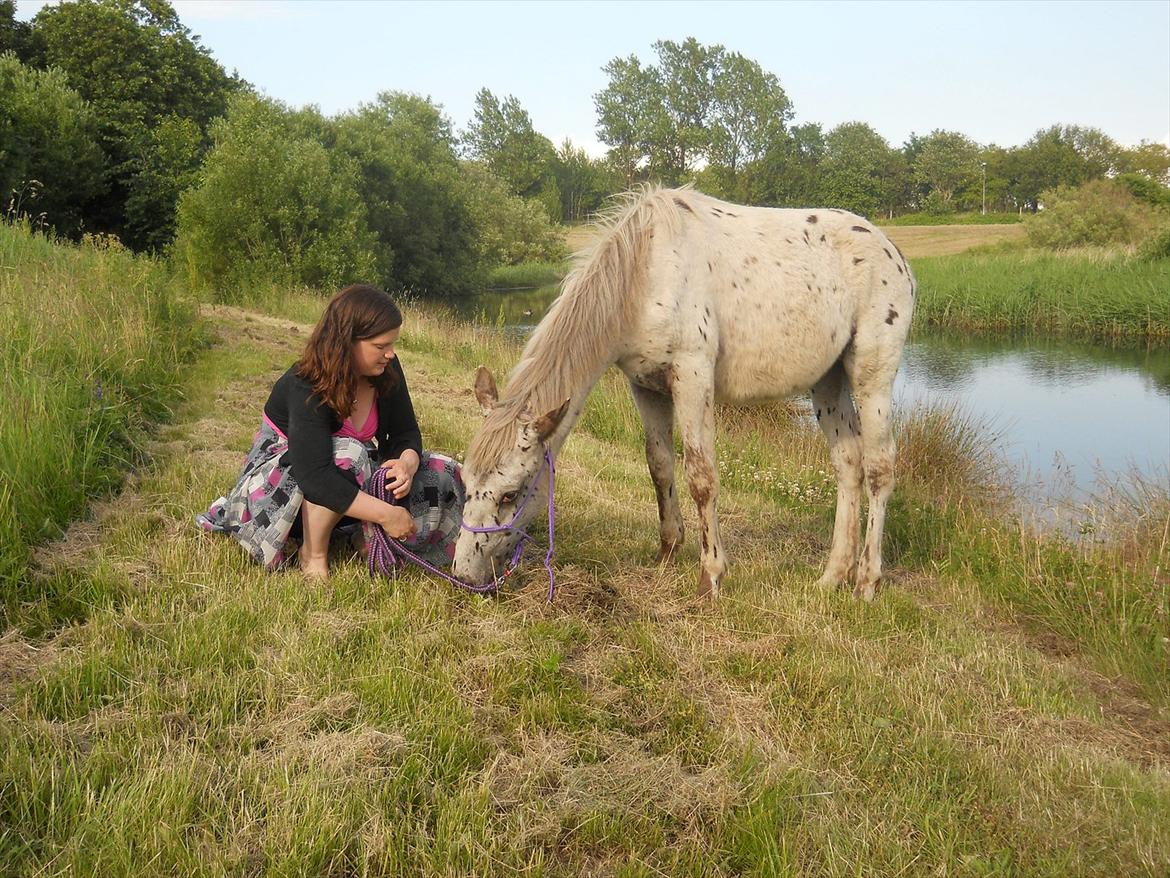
[921,190,955,216]
[174,94,378,298]
[1025,179,1167,249]
[1116,172,1170,209]
[460,163,567,267]
[1138,225,1170,261]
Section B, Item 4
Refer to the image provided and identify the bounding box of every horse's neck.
[536,359,612,456]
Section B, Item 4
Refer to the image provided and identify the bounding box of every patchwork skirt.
[196,418,465,570]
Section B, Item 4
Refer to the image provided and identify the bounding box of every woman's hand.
[379,451,420,500]
[381,505,416,540]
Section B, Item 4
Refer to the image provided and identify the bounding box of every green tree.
[708,51,792,179]
[0,53,104,236]
[122,114,202,250]
[742,122,825,207]
[0,1,31,58]
[819,122,899,218]
[27,0,241,247]
[174,94,377,297]
[594,54,659,186]
[597,38,793,192]
[913,129,981,210]
[462,88,559,219]
[649,37,722,181]
[1118,141,1170,185]
[551,139,618,222]
[979,144,1016,213]
[1007,124,1119,211]
[334,92,481,295]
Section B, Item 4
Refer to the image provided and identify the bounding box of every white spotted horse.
[453,186,915,600]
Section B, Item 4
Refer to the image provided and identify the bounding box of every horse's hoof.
[697,569,720,598]
[853,580,877,602]
[656,540,681,564]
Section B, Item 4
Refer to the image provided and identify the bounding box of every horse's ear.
[534,399,570,441]
[474,366,498,415]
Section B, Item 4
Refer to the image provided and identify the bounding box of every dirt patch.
[957,596,1170,768]
[482,728,742,844]
[0,630,55,687]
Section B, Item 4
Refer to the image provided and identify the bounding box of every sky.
[15,0,1170,156]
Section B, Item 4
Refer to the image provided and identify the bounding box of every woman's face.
[352,327,401,378]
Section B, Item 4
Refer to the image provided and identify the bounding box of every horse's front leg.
[672,367,726,597]
[629,382,684,563]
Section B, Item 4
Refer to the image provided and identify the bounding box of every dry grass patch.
[881,223,1027,258]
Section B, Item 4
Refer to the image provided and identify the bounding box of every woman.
[197,284,464,577]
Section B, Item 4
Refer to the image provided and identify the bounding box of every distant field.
[562,221,1025,259]
[883,223,1026,258]
[563,224,600,253]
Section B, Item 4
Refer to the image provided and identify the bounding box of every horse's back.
[628,193,911,403]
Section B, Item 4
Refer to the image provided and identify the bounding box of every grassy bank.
[912,248,1170,340]
[1,298,1166,876]
[0,223,205,626]
[485,261,568,290]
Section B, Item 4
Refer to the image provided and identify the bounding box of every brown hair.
[296,284,402,419]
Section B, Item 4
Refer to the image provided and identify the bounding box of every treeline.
[462,38,1170,223]
[3,2,1169,298]
[598,38,1169,218]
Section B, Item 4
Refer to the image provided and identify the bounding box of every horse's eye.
[500,491,519,505]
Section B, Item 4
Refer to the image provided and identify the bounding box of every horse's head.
[453,366,569,586]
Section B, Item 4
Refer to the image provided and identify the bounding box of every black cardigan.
[263,358,423,513]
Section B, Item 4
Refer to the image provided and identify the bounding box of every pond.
[454,285,1170,509]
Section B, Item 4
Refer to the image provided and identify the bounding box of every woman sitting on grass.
[197,284,464,577]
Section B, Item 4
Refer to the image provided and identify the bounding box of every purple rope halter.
[365,447,557,601]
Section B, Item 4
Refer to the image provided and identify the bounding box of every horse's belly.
[713,312,849,403]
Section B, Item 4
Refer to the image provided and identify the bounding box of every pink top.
[334,402,379,442]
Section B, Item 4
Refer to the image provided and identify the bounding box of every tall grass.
[484,261,568,290]
[913,248,1170,340]
[0,223,205,624]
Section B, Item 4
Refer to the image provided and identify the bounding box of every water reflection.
[897,331,1168,502]
[455,288,1170,504]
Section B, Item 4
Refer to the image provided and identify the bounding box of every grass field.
[882,224,1026,258]
[2,294,1167,876]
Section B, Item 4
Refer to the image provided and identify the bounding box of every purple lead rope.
[365,448,557,601]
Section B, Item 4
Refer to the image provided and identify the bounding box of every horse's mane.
[467,185,685,470]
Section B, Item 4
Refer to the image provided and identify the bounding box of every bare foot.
[299,558,329,579]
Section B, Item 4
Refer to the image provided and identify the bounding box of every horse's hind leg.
[810,361,863,589]
[846,346,901,601]
[629,381,684,562]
